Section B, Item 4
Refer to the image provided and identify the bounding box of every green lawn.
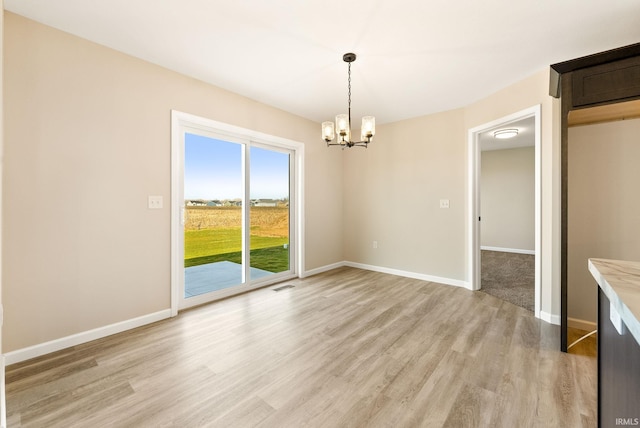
[185,227,289,272]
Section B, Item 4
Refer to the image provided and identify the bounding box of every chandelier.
[322,53,375,148]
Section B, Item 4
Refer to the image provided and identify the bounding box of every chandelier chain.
[347,62,352,128]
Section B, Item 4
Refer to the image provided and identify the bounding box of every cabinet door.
[572,56,640,107]
[598,289,640,427]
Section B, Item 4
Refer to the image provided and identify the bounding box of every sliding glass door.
[183,133,244,297]
[172,113,298,311]
[249,145,291,280]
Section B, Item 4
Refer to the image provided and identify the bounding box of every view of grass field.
[184,206,289,272]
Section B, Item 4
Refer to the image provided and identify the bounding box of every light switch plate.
[148,196,163,209]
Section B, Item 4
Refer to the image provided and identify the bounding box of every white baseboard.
[481,246,535,255]
[302,261,347,278]
[540,310,561,325]
[304,260,469,289]
[344,261,470,289]
[568,317,597,332]
[4,309,172,366]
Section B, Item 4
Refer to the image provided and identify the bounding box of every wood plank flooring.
[6,267,597,427]
[567,327,597,358]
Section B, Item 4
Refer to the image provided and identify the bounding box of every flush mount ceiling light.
[493,128,519,139]
[322,53,375,148]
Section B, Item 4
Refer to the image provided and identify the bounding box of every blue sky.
[184,133,289,200]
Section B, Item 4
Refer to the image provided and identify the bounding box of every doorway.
[171,111,304,314]
[467,105,541,318]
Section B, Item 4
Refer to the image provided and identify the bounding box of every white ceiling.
[5,1,640,125]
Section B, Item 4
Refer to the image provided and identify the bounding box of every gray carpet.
[480,250,535,312]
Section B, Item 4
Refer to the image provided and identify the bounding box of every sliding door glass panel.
[249,146,291,280]
[184,133,243,298]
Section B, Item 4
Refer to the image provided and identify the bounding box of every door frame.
[170,110,305,316]
[467,104,542,318]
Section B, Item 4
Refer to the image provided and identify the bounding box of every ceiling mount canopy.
[322,53,375,148]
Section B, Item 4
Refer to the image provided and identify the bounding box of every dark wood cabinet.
[598,288,640,428]
[572,56,640,107]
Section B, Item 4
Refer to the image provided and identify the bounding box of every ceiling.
[5,1,640,126]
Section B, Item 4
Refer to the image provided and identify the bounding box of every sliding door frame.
[170,110,305,316]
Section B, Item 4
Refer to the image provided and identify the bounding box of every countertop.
[589,258,640,345]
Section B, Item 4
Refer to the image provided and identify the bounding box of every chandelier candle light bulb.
[336,114,349,137]
[322,53,375,148]
[361,116,375,138]
[322,121,335,141]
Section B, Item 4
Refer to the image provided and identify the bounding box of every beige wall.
[343,69,561,321]
[0,2,5,422]
[1,1,4,358]
[568,118,640,324]
[2,13,344,352]
[343,109,466,279]
[481,147,535,251]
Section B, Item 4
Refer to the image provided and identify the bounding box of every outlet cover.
[440,199,450,209]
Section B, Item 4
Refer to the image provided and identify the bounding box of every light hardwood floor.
[567,328,597,358]
[6,267,597,427]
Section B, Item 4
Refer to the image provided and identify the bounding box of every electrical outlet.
[148,196,163,209]
[440,199,450,209]
[373,241,378,249]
